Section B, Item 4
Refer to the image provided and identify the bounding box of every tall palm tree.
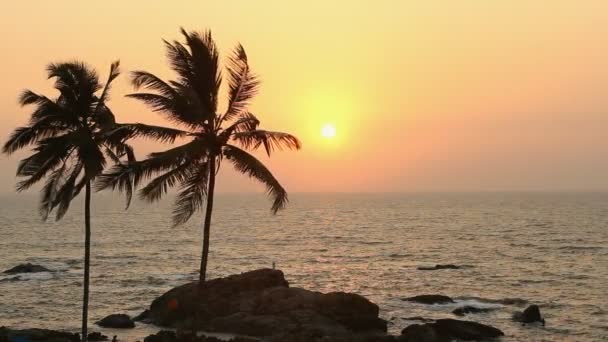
[98,29,301,286]
[2,61,155,342]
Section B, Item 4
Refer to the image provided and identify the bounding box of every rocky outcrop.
[0,327,79,341]
[400,319,504,341]
[417,264,460,271]
[143,330,258,342]
[3,263,51,274]
[513,305,545,325]
[452,306,496,316]
[402,295,454,305]
[87,331,109,341]
[147,269,387,338]
[96,314,135,328]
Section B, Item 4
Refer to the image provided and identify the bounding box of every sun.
[321,124,337,138]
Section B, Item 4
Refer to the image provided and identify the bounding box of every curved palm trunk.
[199,157,216,285]
[82,181,92,342]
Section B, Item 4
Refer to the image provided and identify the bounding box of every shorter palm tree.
[2,61,175,342]
[98,29,301,286]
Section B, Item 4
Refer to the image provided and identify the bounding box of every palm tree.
[98,29,301,286]
[2,61,144,342]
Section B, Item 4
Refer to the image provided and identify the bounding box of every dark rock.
[207,312,296,337]
[134,309,153,323]
[452,306,496,316]
[400,319,504,341]
[147,269,387,337]
[3,263,52,274]
[417,264,460,271]
[96,314,135,328]
[143,330,257,342]
[401,316,435,323]
[0,327,79,341]
[513,304,545,325]
[399,324,442,342]
[402,295,454,304]
[265,331,397,342]
[88,331,109,341]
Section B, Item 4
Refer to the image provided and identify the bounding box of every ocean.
[0,192,606,341]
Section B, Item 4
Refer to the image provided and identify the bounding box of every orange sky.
[1,1,607,193]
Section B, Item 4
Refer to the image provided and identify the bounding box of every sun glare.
[321,124,337,138]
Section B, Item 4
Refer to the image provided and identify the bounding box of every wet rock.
[3,263,51,274]
[96,314,135,328]
[400,319,504,341]
[513,304,545,325]
[401,316,435,323]
[143,330,257,342]
[88,331,109,341]
[134,309,153,323]
[402,295,454,304]
[0,327,79,341]
[144,330,177,342]
[452,306,496,316]
[417,264,460,271]
[147,269,387,337]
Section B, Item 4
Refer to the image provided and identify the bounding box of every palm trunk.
[82,181,92,342]
[199,157,216,285]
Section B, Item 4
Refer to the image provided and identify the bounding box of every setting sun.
[321,124,337,138]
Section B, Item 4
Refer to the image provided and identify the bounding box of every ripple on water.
[0,192,606,342]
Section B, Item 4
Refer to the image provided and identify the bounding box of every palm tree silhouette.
[3,61,136,342]
[98,29,301,285]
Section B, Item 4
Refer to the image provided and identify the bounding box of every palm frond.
[39,162,70,220]
[94,60,121,114]
[232,130,302,156]
[218,112,260,143]
[221,44,259,124]
[109,123,189,144]
[96,138,206,194]
[131,70,177,97]
[15,135,75,190]
[47,62,100,111]
[3,122,65,155]
[180,28,221,115]
[163,38,195,86]
[19,90,52,106]
[52,162,83,221]
[172,162,209,226]
[140,161,193,203]
[223,145,288,213]
[126,92,202,128]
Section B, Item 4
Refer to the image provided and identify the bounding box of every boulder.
[96,314,135,328]
[402,295,454,304]
[400,319,504,341]
[3,263,51,274]
[452,306,496,316]
[0,327,79,341]
[88,331,109,341]
[512,304,545,325]
[147,269,387,338]
[417,264,460,271]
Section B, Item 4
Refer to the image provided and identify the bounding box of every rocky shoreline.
[1,268,547,342]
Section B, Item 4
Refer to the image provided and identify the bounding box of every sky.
[1,1,607,193]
